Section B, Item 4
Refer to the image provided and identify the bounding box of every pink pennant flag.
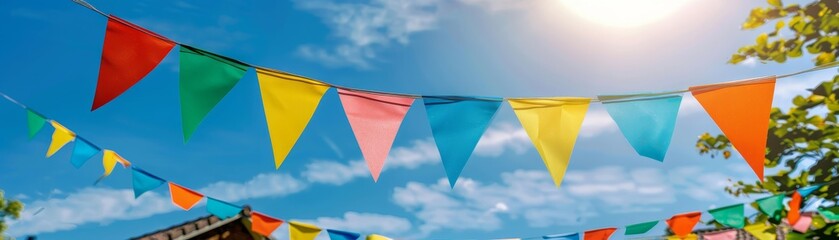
[701,230,737,240]
[337,89,414,182]
[790,212,813,233]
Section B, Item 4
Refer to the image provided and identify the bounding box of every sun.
[558,0,693,28]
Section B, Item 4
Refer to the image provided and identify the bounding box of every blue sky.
[0,0,833,239]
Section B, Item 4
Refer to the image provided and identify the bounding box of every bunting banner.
[583,227,615,240]
[818,206,839,221]
[327,229,361,240]
[666,212,701,237]
[289,221,322,240]
[365,234,392,240]
[91,16,175,110]
[179,45,249,141]
[700,229,737,240]
[256,68,330,169]
[689,77,776,180]
[743,223,775,240]
[755,194,784,222]
[338,89,414,182]
[599,94,682,161]
[541,232,579,239]
[46,121,75,157]
[788,191,802,225]
[789,212,812,233]
[168,182,203,210]
[26,110,46,139]
[508,98,590,187]
[102,149,130,177]
[251,211,284,237]
[624,220,658,235]
[70,138,100,168]
[131,167,166,198]
[707,203,744,229]
[423,96,502,187]
[206,197,242,219]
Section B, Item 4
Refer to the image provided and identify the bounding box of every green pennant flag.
[708,203,745,229]
[27,110,46,139]
[818,206,839,221]
[179,45,249,141]
[625,220,658,235]
[756,194,785,222]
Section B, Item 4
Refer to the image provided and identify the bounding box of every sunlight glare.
[559,0,693,28]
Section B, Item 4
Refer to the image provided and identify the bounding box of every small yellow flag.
[666,234,698,240]
[256,68,330,169]
[366,234,392,240]
[102,150,131,177]
[46,121,76,157]
[743,223,776,240]
[508,98,590,187]
[289,221,321,240]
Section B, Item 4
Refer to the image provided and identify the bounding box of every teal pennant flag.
[708,203,745,229]
[756,194,785,222]
[542,232,579,239]
[624,220,658,235]
[27,110,46,139]
[599,94,682,161]
[207,197,242,219]
[798,185,822,197]
[327,229,361,240]
[70,138,100,168]
[131,167,166,198]
[179,45,249,141]
[423,96,502,188]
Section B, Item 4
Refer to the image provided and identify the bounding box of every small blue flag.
[601,95,682,161]
[542,232,579,239]
[131,167,166,198]
[70,138,100,168]
[798,184,822,197]
[207,197,242,219]
[327,229,361,240]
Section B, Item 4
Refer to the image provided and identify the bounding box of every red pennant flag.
[666,211,701,237]
[337,89,414,182]
[584,227,616,240]
[91,15,176,111]
[251,211,284,237]
[168,182,204,211]
[788,191,802,225]
[689,77,775,180]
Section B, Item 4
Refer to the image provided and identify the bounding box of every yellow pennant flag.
[289,221,321,240]
[508,98,590,187]
[743,223,776,240]
[256,68,330,169]
[46,121,76,157]
[665,234,698,240]
[102,149,131,177]
[366,234,393,240]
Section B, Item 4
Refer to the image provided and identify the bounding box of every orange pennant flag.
[251,211,284,237]
[666,211,702,237]
[788,191,802,225]
[168,182,204,211]
[689,77,775,180]
[584,227,616,240]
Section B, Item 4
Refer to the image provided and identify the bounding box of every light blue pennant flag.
[599,94,682,161]
[423,96,502,188]
[131,167,166,198]
[207,197,242,219]
[542,232,579,240]
[327,229,361,240]
[70,138,100,168]
[798,184,822,197]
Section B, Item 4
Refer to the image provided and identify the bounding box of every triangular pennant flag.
[251,211,284,237]
[666,234,698,240]
[701,229,737,240]
[423,96,502,187]
[206,197,241,219]
[46,121,75,158]
[70,138,100,168]
[790,212,812,233]
[798,184,821,197]
[256,68,330,169]
[599,94,682,161]
[338,89,414,182]
[102,149,131,177]
[756,194,784,222]
[666,212,701,237]
[584,227,616,240]
[91,16,176,110]
[327,229,361,240]
[708,203,745,229]
[131,167,166,198]
[689,77,775,180]
[542,232,579,239]
[788,191,802,225]
[743,223,776,240]
[625,220,658,235]
[818,206,839,221]
[27,110,46,139]
[366,234,392,240]
[179,45,249,141]
[508,98,590,187]
[289,221,322,240]
[168,182,203,210]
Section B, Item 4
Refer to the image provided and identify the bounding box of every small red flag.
[788,191,802,225]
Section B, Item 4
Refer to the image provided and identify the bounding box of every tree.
[695,0,839,238]
[0,191,23,238]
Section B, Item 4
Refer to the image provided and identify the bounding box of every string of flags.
[5,90,839,239]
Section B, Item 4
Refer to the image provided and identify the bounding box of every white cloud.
[459,0,541,12]
[307,212,412,235]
